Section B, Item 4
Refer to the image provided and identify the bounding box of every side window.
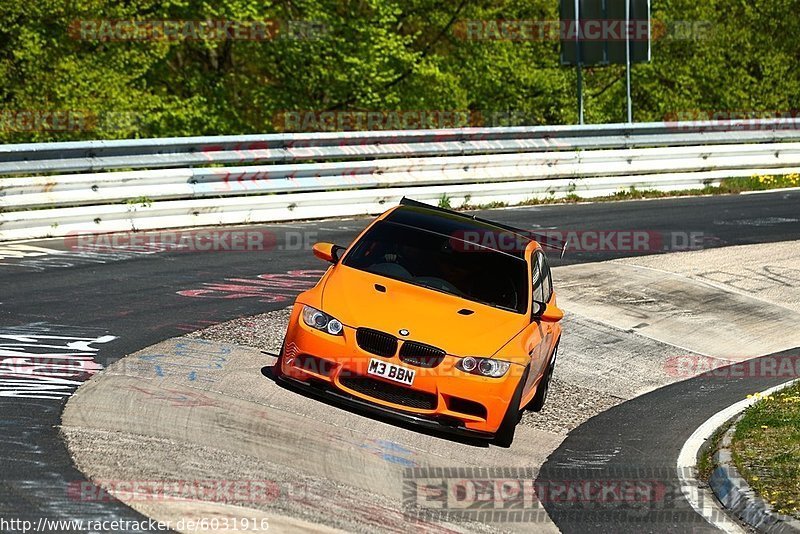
[532,252,546,304]
[539,252,553,303]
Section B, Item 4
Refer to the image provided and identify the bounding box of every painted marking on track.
[177,269,325,303]
[741,187,800,195]
[321,432,419,467]
[0,244,66,260]
[137,340,232,382]
[0,324,116,400]
[0,243,175,272]
[360,438,419,467]
[555,447,622,469]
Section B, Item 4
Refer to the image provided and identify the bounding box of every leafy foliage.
[0,0,797,142]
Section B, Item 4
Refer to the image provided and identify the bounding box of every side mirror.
[312,242,343,263]
[539,304,564,323]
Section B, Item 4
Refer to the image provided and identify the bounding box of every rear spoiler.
[398,197,568,259]
[529,232,569,259]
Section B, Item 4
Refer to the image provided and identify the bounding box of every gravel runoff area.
[185,307,624,436]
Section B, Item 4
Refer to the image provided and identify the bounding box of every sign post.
[575,0,584,124]
[625,0,633,123]
[560,0,651,124]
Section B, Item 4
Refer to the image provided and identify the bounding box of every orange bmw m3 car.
[275,198,565,447]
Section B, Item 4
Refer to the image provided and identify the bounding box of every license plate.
[367,358,415,386]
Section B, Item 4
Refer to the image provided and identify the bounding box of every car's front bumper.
[277,374,495,440]
[279,303,524,434]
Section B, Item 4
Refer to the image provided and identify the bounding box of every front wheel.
[493,366,529,448]
[528,343,558,413]
[272,340,286,379]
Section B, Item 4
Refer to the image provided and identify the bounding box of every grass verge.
[461,173,800,210]
[697,419,736,482]
[730,383,800,519]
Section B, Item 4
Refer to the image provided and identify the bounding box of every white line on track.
[741,187,800,195]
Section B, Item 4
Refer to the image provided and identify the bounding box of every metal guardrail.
[1,119,799,241]
[3,118,800,175]
[0,119,800,175]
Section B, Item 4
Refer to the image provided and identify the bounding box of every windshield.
[343,221,529,313]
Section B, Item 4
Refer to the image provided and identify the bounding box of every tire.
[272,340,286,379]
[493,366,529,448]
[528,342,558,413]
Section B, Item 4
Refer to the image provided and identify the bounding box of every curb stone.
[709,415,800,533]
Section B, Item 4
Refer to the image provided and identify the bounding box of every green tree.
[0,0,797,142]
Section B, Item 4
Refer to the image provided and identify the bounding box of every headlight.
[461,357,478,373]
[457,357,511,378]
[301,305,344,336]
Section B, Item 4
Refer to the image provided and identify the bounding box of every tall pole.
[625,0,633,123]
[575,0,584,124]
[577,65,584,125]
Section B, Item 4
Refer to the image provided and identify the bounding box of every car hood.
[319,265,526,358]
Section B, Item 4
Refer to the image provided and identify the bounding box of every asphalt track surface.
[2,190,800,532]
[536,348,800,534]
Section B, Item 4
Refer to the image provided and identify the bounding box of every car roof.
[383,198,533,259]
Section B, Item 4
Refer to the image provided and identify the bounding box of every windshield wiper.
[415,281,463,298]
[466,296,520,313]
